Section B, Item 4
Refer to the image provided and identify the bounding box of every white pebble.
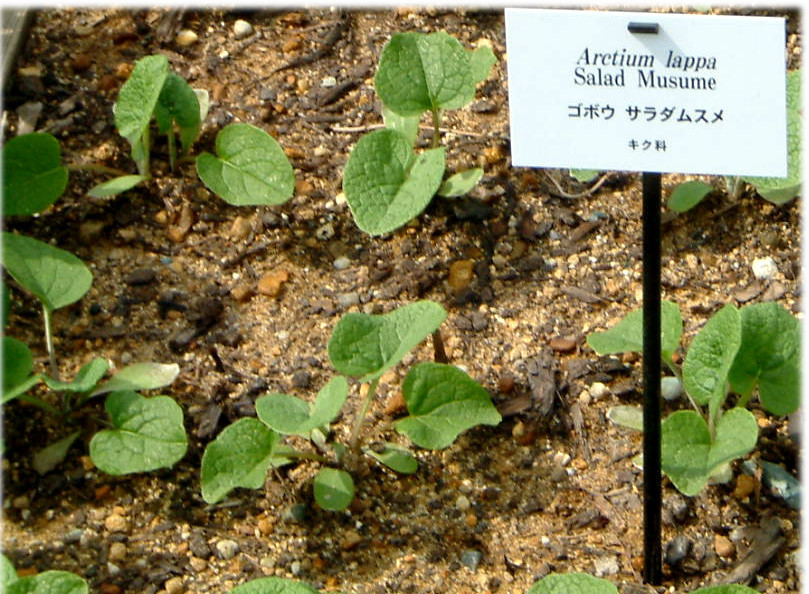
[333,256,351,270]
[752,256,778,280]
[661,376,684,401]
[589,381,609,400]
[176,29,198,47]
[233,19,253,39]
[215,539,240,559]
[321,76,337,87]
[456,494,471,512]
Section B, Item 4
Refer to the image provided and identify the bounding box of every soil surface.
[1,7,802,594]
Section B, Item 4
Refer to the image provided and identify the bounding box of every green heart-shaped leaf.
[313,467,355,511]
[328,300,446,381]
[395,362,501,450]
[528,572,618,594]
[228,577,321,594]
[586,300,682,364]
[200,418,283,504]
[196,123,295,206]
[114,54,169,144]
[43,357,109,393]
[683,303,741,418]
[729,302,800,416]
[661,408,757,496]
[256,376,348,436]
[2,232,93,313]
[364,443,418,474]
[375,32,474,115]
[437,168,483,198]
[667,180,714,213]
[90,391,187,475]
[343,128,445,235]
[155,71,201,154]
[3,133,68,216]
[90,362,179,398]
[6,570,88,594]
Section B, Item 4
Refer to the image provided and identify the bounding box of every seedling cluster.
[201,300,501,510]
[588,300,800,495]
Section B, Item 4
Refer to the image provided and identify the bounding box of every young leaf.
[3,336,35,394]
[154,71,202,155]
[691,586,760,594]
[437,168,483,198]
[743,69,802,204]
[90,362,179,397]
[114,54,169,144]
[87,174,146,198]
[3,133,68,216]
[90,391,188,475]
[569,169,600,183]
[229,577,321,594]
[256,376,348,436]
[196,122,295,206]
[728,302,800,416]
[382,104,421,146]
[42,357,109,392]
[468,45,496,85]
[32,430,81,475]
[328,300,447,382]
[6,570,88,594]
[395,362,501,450]
[364,443,418,474]
[606,405,644,432]
[1,553,17,587]
[586,300,682,364]
[313,467,355,511]
[375,32,474,115]
[2,232,93,313]
[200,418,281,504]
[343,128,445,235]
[527,572,618,594]
[667,180,714,213]
[661,407,757,496]
[682,303,741,418]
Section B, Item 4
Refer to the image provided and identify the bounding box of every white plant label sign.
[505,9,787,176]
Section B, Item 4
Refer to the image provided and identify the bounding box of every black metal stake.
[642,171,662,584]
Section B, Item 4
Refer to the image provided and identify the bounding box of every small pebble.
[661,376,684,401]
[752,256,778,280]
[176,29,198,46]
[341,530,362,551]
[215,539,240,560]
[315,223,334,241]
[448,260,474,290]
[258,270,289,297]
[664,535,692,566]
[589,381,609,400]
[164,576,184,594]
[333,256,351,270]
[233,19,253,39]
[337,292,360,308]
[593,555,619,577]
[549,336,577,352]
[321,76,337,87]
[460,550,483,572]
[108,542,127,563]
[290,560,302,576]
[455,495,471,512]
[104,513,129,533]
[714,534,735,558]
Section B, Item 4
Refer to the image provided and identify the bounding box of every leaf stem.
[350,378,379,452]
[66,163,132,177]
[42,305,59,381]
[430,108,442,148]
